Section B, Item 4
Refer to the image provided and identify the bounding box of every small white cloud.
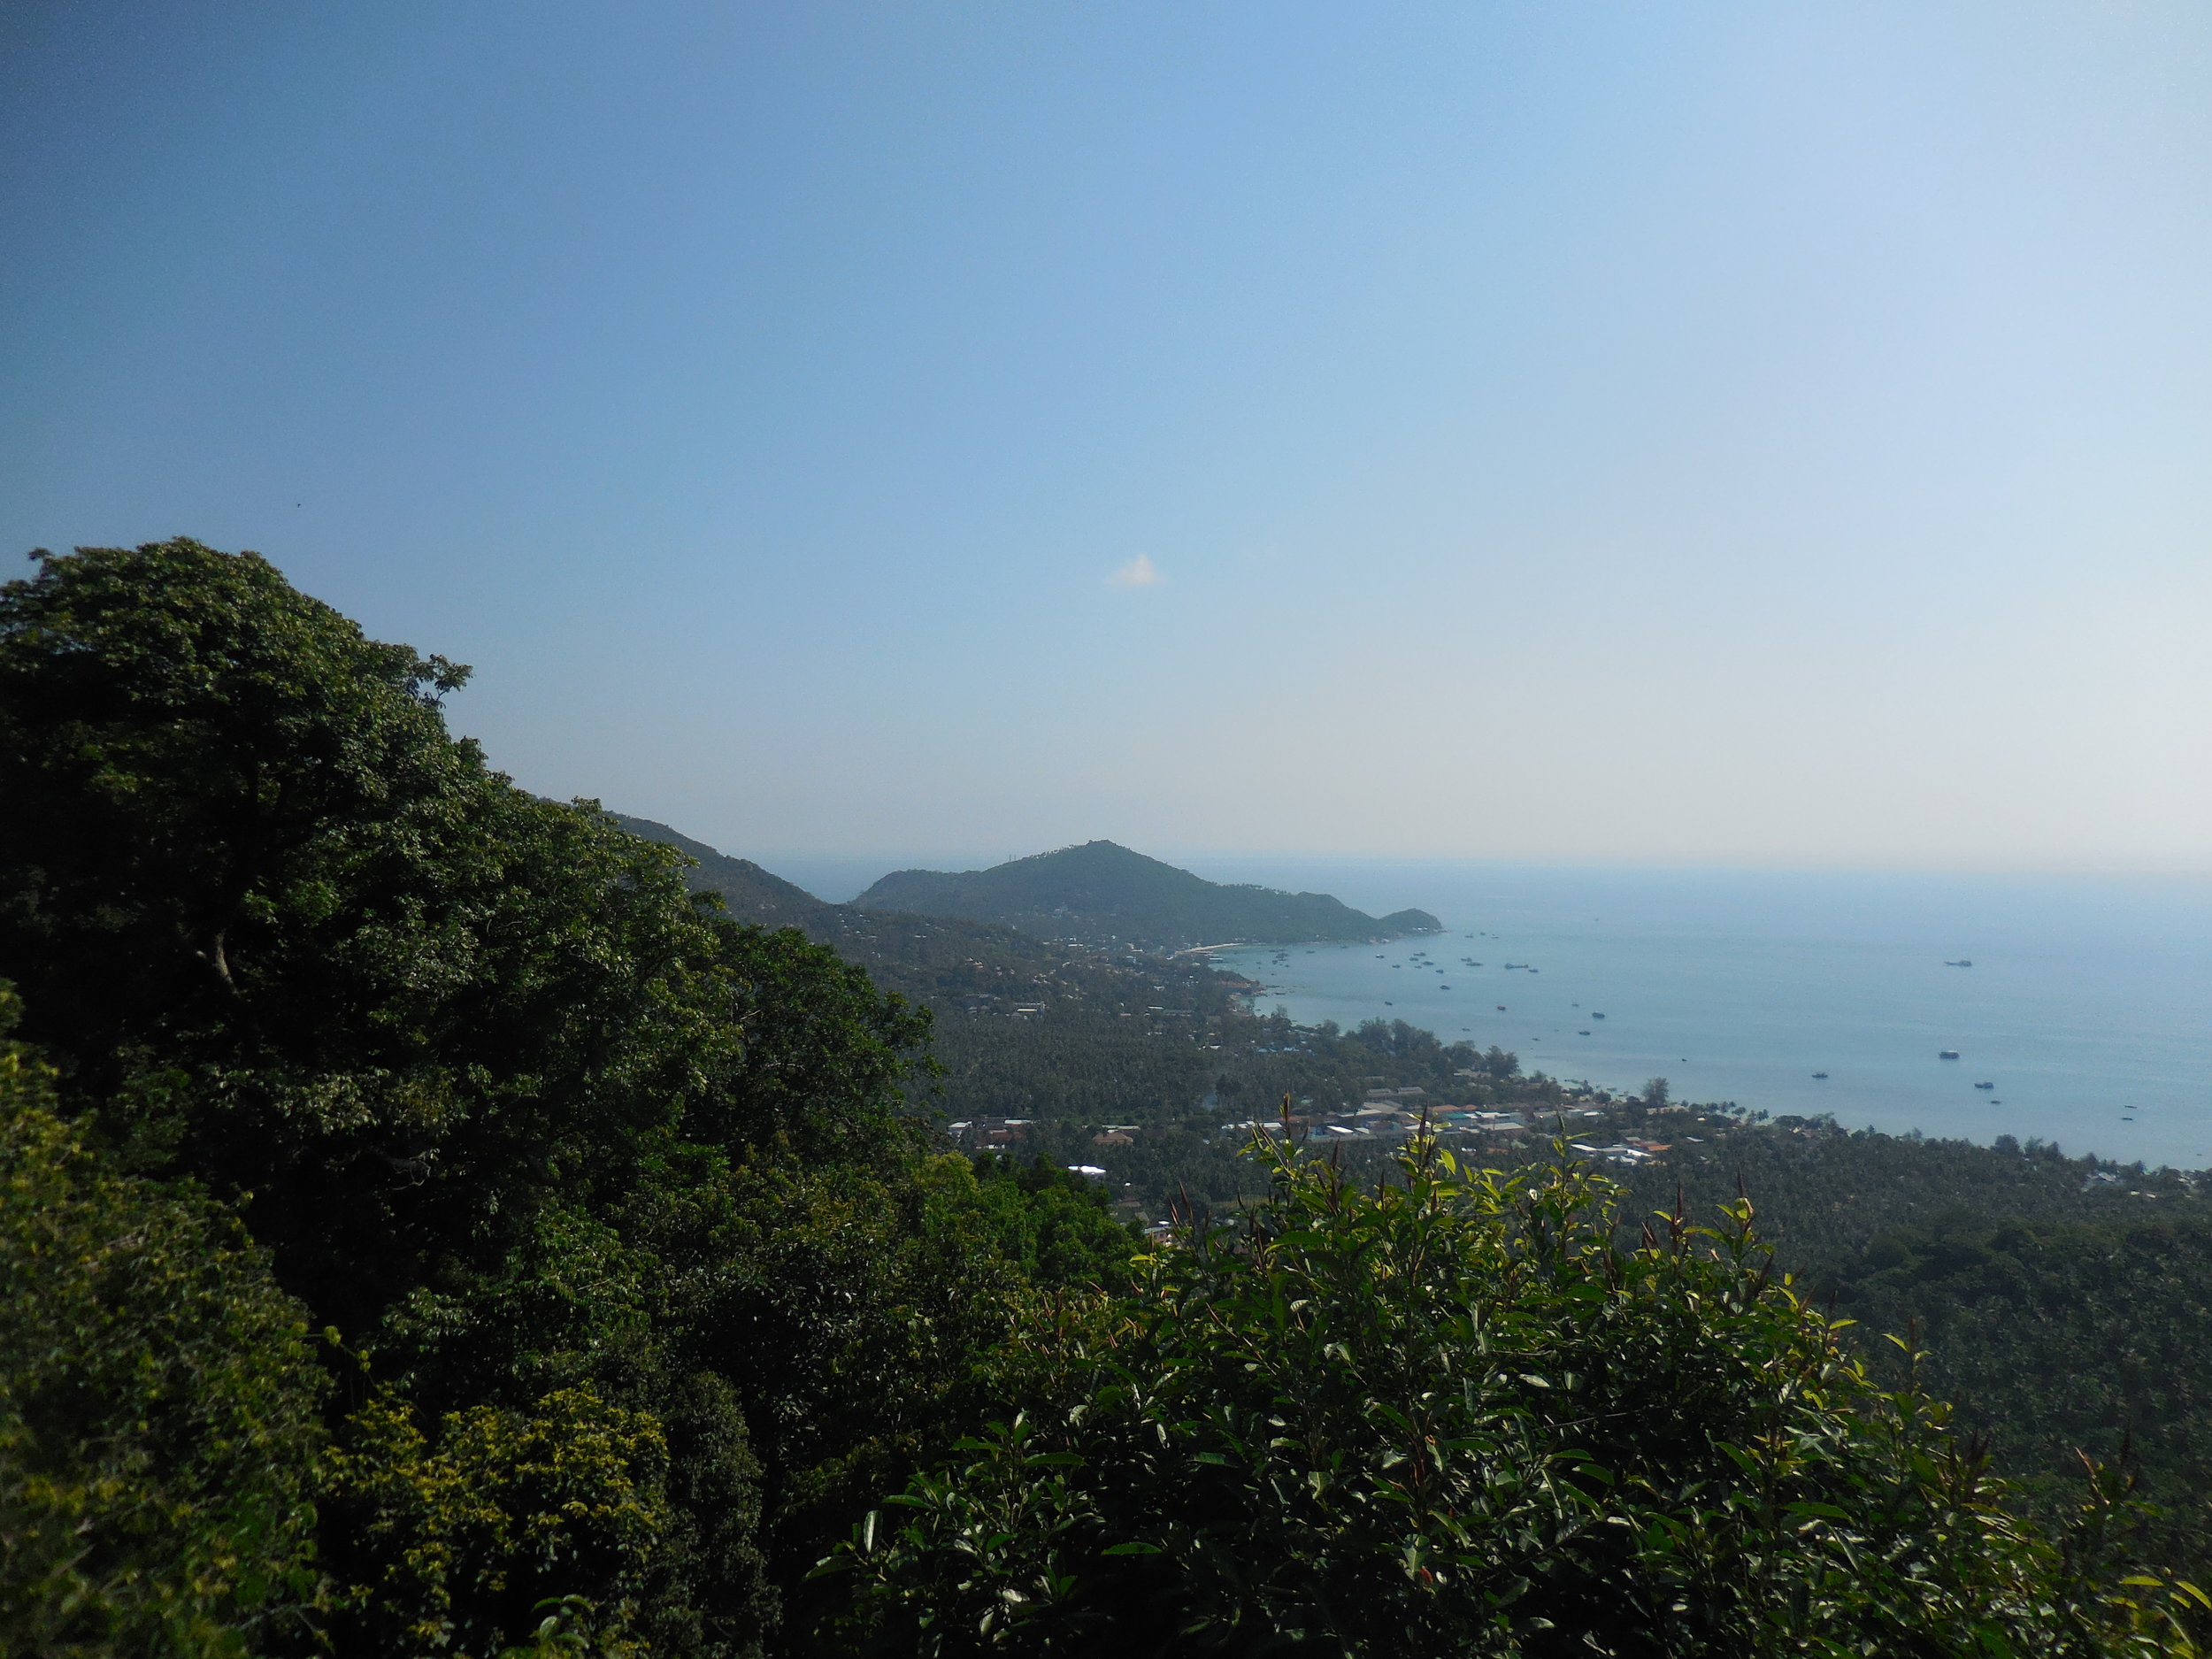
[1106,552,1163,588]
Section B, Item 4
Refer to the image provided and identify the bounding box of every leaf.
[1786,1502,1852,1522]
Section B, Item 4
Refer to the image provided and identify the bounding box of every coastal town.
[949,1081,1717,1240]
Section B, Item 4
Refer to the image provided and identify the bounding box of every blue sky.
[4,3,2208,869]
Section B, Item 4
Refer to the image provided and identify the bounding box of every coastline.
[1202,864,2212,1171]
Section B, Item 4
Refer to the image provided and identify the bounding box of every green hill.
[609,813,1125,983]
[607,812,828,926]
[850,839,1440,949]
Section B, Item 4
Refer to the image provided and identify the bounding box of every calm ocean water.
[1171,861,2212,1172]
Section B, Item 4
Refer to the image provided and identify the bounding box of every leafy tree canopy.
[0,542,1105,1655]
[0,987,327,1657]
[835,1134,2203,1656]
[0,541,929,1350]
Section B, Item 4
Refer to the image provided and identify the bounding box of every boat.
[1578,1029,1591,1035]
[1811,1071,1829,1079]
[1974,1081,1995,1090]
[1945,959,1974,968]
[1939,1050,1960,1060]
[1592,1012,1606,1019]
[1495,1004,1507,1011]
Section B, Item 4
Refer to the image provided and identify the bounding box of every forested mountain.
[0,541,2200,1656]
[615,816,1271,1130]
[609,813,829,925]
[852,837,1440,948]
[616,812,1073,973]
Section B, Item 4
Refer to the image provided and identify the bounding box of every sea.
[1181,862,2212,1172]
[764,854,2212,1172]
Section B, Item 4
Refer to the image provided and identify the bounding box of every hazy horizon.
[717,841,2212,914]
[6,2,2209,868]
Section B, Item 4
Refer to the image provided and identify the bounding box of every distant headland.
[851,839,1440,950]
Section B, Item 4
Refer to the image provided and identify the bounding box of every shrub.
[833,1133,2205,1656]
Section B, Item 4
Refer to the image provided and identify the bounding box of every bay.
[1179,860,2212,1171]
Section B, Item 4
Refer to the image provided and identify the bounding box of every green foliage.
[496,1594,626,1657]
[1816,1210,2212,1568]
[631,1152,1018,1534]
[0,988,327,1657]
[0,542,1006,1655]
[0,542,930,1342]
[833,1134,2199,1656]
[1582,1112,2212,1563]
[1608,1113,2198,1284]
[324,1383,671,1658]
[964,1155,1138,1290]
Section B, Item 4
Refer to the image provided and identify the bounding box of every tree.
[0,541,1030,1655]
[0,541,929,1347]
[963,1154,1138,1290]
[323,1382,675,1658]
[833,1133,2202,1656]
[0,987,328,1656]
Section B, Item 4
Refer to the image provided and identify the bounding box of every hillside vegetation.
[614,820,2212,1586]
[852,838,1441,948]
[610,813,831,925]
[0,541,2200,1657]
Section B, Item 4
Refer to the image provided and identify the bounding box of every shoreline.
[1209,888,2212,1172]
